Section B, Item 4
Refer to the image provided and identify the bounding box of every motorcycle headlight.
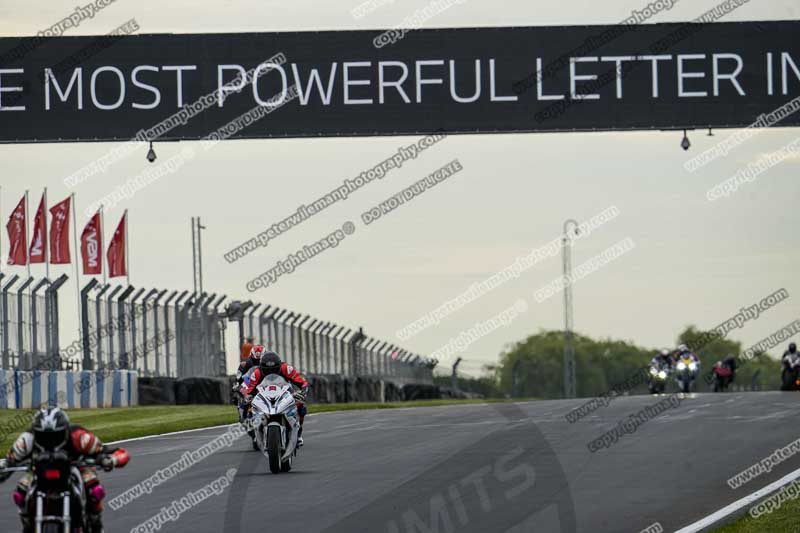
[689,362,698,371]
[650,367,658,376]
[658,371,667,379]
[677,362,687,370]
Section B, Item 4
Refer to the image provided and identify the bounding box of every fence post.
[281,312,295,363]
[162,291,178,377]
[116,286,135,370]
[2,275,19,370]
[303,319,317,373]
[16,278,34,369]
[139,289,158,372]
[93,284,110,369]
[318,322,331,374]
[330,325,345,375]
[151,290,167,375]
[211,295,227,376]
[309,321,323,374]
[257,305,271,345]
[247,303,262,343]
[30,278,48,370]
[348,327,365,378]
[269,309,285,352]
[44,275,68,369]
[125,287,147,375]
[291,315,306,369]
[288,314,303,367]
[201,294,216,376]
[104,285,123,369]
[174,291,189,377]
[263,307,279,349]
[79,279,99,371]
[381,341,392,377]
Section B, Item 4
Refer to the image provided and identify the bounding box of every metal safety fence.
[0,273,69,371]
[233,301,436,385]
[0,273,437,383]
[79,280,227,377]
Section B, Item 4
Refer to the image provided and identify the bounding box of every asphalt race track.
[1,393,799,532]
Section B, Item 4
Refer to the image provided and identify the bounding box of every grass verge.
[712,492,800,533]
[0,398,517,450]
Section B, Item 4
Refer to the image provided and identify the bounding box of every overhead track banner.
[0,20,798,143]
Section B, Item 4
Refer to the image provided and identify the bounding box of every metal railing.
[232,301,437,384]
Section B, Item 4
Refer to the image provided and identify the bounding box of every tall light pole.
[562,219,580,399]
[191,217,206,295]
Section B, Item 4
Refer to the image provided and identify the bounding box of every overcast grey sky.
[1,0,799,376]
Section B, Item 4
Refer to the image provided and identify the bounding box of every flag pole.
[44,187,49,282]
[24,190,32,359]
[100,204,107,286]
[124,209,130,285]
[71,193,83,352]
[24,190,31,284]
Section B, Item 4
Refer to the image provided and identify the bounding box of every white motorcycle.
[249,374,301,474]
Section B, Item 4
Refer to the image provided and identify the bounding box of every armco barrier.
[0,370,138,408]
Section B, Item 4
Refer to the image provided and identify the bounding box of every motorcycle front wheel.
[267,426,282,474]
[42,523,62,533]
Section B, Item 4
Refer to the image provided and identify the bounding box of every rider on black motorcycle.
[783,342,799,366]
[0,406,129,532]
[781,342,800,390]
[650,349,673,370]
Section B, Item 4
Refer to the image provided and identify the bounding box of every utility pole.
[562,219,580,399]
[191,217,206,295]
[451,357,462,392]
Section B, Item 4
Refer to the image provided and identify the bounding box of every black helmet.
[32,407,70,452]
[790,342,797,353]
[259,351,282,375]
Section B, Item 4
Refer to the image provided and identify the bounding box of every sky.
[1,0,799,377]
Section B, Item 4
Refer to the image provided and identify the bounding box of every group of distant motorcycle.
[647,342,800,394]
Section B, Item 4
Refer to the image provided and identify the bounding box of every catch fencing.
[235,302,436,384]
[79,280,227,377]
[0,273,69,371]
[0,273,436,384]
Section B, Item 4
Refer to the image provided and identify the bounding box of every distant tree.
[490,326,786,398]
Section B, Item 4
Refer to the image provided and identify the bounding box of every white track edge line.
[673,465,800,533]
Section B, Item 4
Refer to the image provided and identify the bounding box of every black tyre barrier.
[139,374,454,405]
[137,377,177,405]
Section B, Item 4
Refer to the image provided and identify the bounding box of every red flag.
[29,193,46,264]
[49,197,71,264]
[81,211,102,275]
[107,212,126,278]
[6,196,27,266]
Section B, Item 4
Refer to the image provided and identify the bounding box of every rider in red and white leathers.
[242,351,309,445]
[0,407,129,532]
